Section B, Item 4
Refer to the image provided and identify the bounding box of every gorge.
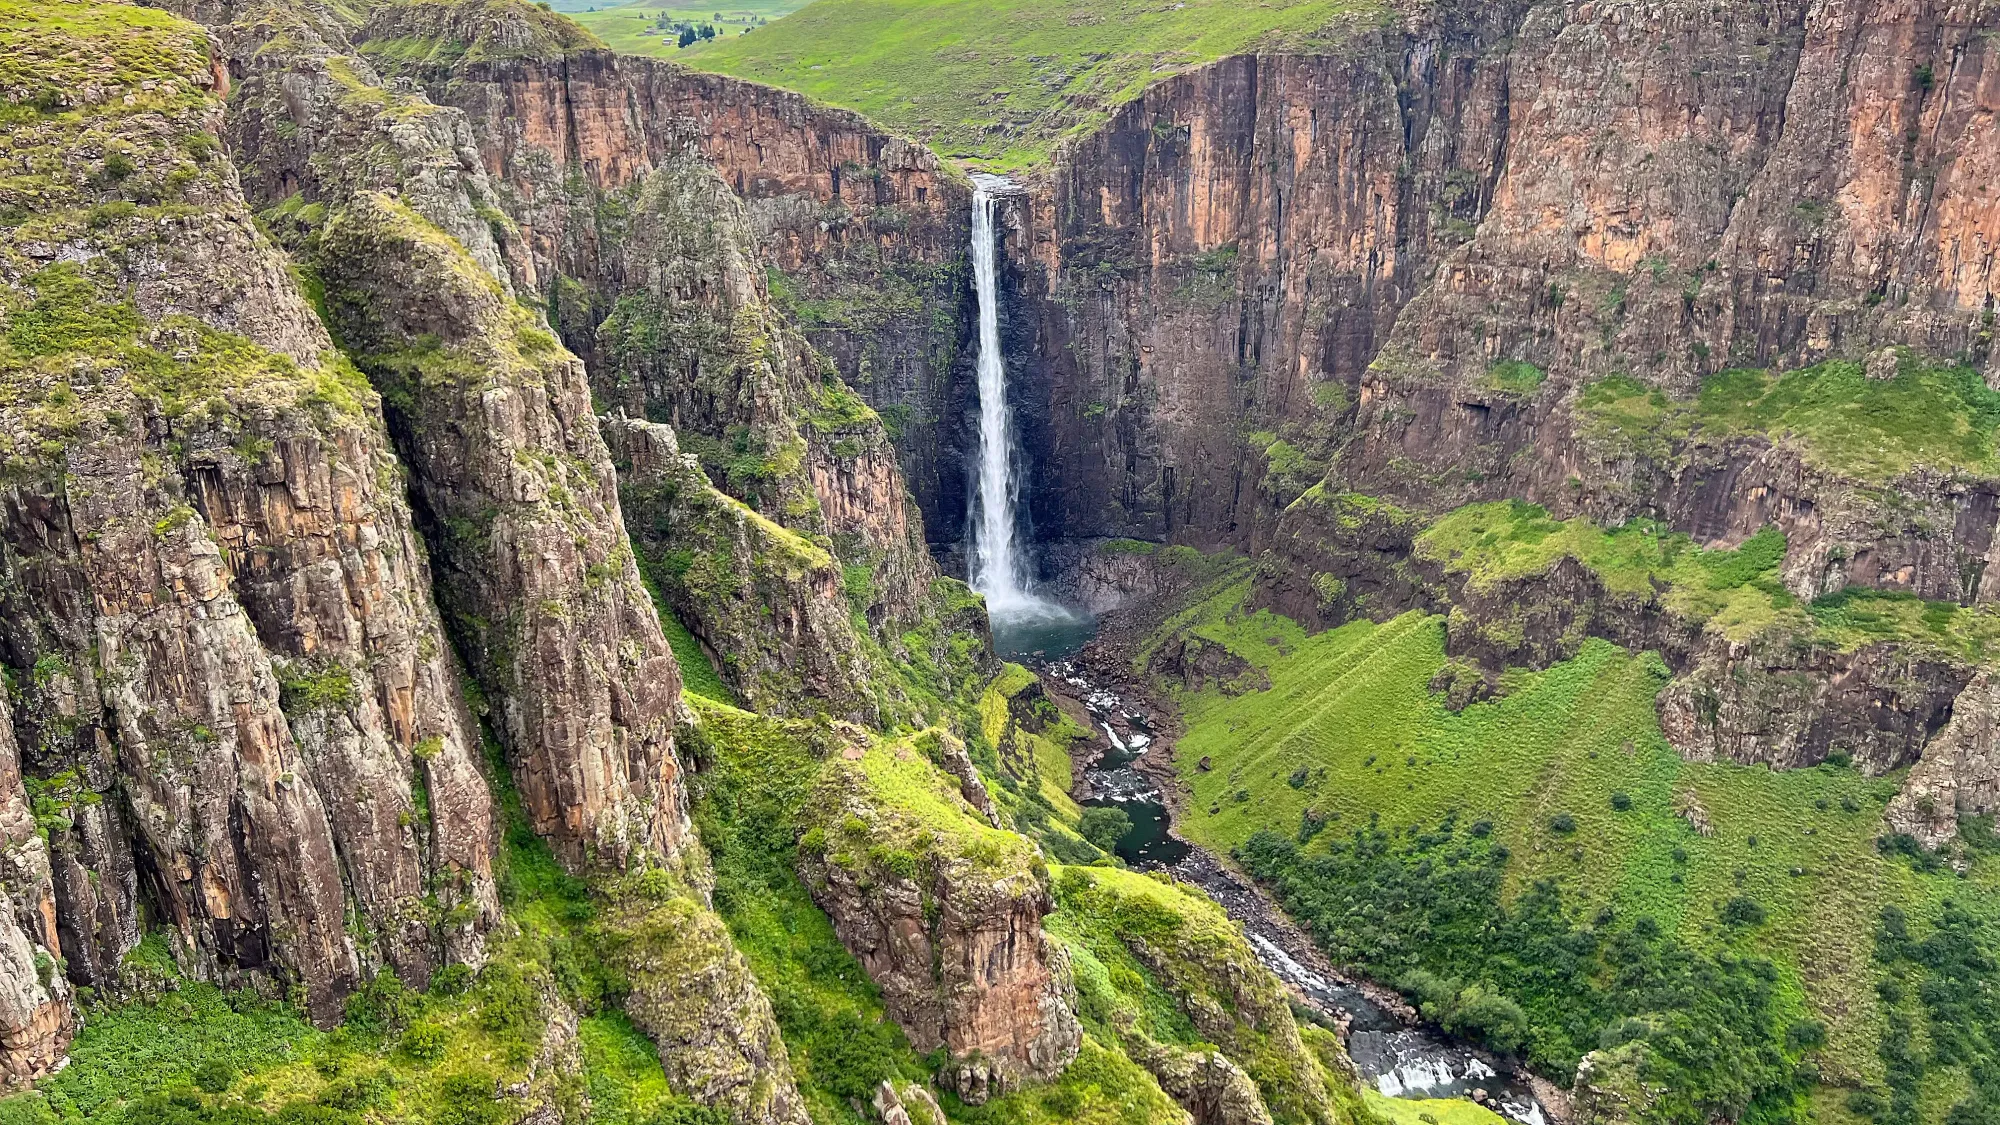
[6,1,2000,1125]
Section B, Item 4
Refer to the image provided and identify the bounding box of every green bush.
[1079,806,1132,852]
[1238,820,1800,1121]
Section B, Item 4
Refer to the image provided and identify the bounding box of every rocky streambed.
[1001,619,1558,1125]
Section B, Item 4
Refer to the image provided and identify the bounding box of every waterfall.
[967,175,1062,623]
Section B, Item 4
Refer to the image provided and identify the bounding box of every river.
[992,615,1554,1125]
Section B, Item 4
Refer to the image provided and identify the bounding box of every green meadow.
[670,0,1385,169]
[1156,588,2000,1100]
[565,0,803,57]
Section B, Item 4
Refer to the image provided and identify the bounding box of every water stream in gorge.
[993,620,1553,1125]
[967,183,1549,1123]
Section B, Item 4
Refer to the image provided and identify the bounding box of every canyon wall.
[1011,0,2000,576]
[347,4,992,706]
[0,2,501,1061]
[353,4,978,551]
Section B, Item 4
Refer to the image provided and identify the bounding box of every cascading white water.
[967,174,1066,624]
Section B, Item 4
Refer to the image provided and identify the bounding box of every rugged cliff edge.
[0,0,501,1058]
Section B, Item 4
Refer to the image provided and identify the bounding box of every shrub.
[341,970,413,1038]
[1548,812,1577,835]
[1610,792,1632,812]
[1079,806,1132,852]
[401,1021,448,1062]
[1720,896,1767,927]
[192,1059,234,1094]
[650,1101,729,1125]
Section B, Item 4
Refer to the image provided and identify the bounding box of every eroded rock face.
[1124,1040,1273,1125]
[318,191,687,869]
[603,414,878,718]
[0,708,70,1086]
[1012,0,2000,558]
[0,1,498,1027]
[1885,669,2000,847]
[800,744,1081,1102]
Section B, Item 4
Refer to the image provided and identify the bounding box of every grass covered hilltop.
[666,0,1382,168]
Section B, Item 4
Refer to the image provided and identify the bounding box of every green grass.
[1165,603,2000,1092]
[671,0,1387,169]
[1362,1090,1506,1125]
[566,0,802,54]
[1577,356,2000,484]
[1416,501,1799,642]
[0,984,319,1121]
[1482,360,1545,396]
[657,605,736,703]
[1416,500,2000,656]
[684,699,931,1124]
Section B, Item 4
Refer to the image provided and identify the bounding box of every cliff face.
[346,9,992,713]
[604,414,879,719]
[996,0,2000,798]
[0,710,68,1086]
[0,0,499,1049]
[1015,0,2000,559]
[354,11,977,553]
[184,0,695,871]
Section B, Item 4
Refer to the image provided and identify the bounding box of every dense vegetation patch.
[1240,820,1807,1124]
[671,0,1387,169]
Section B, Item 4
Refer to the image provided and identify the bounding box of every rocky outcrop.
[1659,634,1970,774]
[593,870,812,1125]
[0,0,500,1027]
[1124,1039,1275,1125]
[316,191,687,870]
[799,735,1081,1102]
[603,413,877,718]
[1886,670,2000,847]
[873,1080,948,1125]
[0,709,69,1085]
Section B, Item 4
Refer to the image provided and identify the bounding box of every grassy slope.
[1418,499,2000,659]
[1163,590,2000,1093]
[567,0,803,55]
[1578,355,2000,485]
[670,0,1385,169]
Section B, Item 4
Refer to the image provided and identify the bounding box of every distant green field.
[1157,587,2000,1096]
[565,0,804,56]
[667,0,1386,170]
